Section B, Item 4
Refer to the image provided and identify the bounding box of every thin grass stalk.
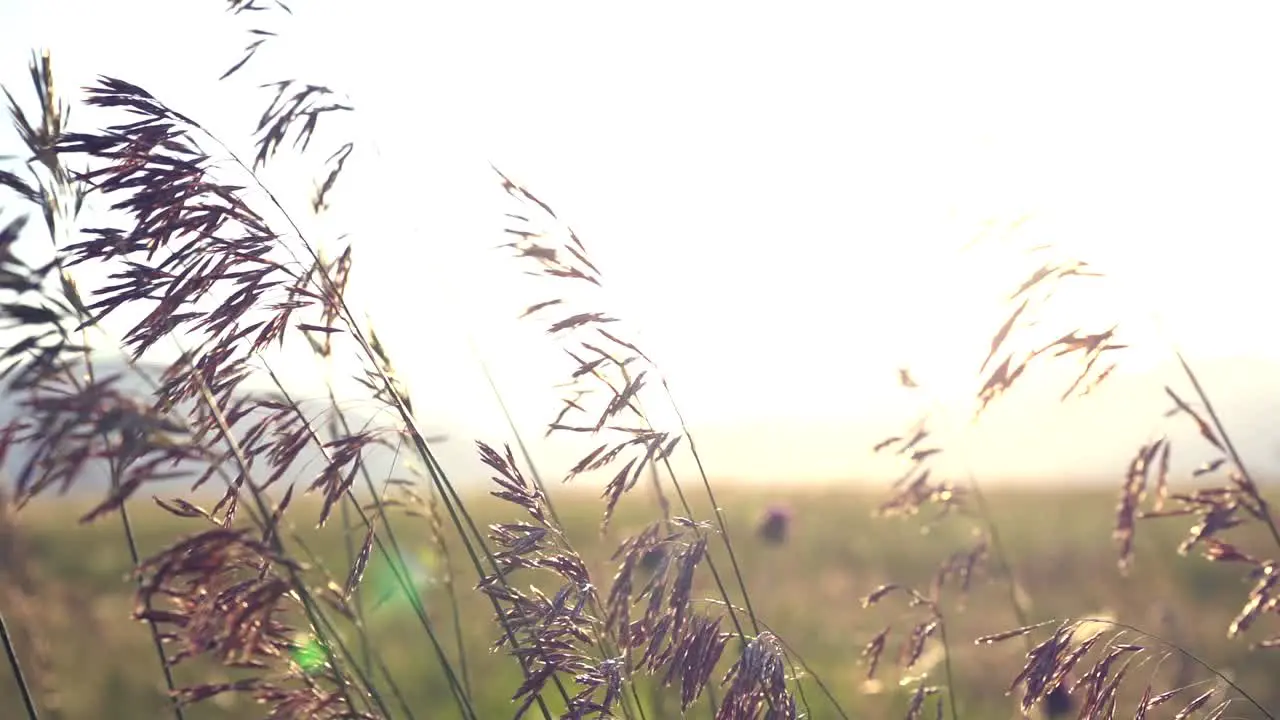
[287,577,391,718]
[56,341,396,717]
[278,535,389,715]
[645,456,675,718]
[964,253,1276,715]
[20,202,187,720]
[892,393,1026,713]
[474,351,669,720]
[70,335,186,720]
[673,420,763,634]
[240,136,574,717]
[338,484,371,677]
[537,325,762,661]
[0,48,107,720]
[321,377,474,701]
[486,165,796,713]
[198,126,564,717]
[284,529,419,720]
[325,412,478,716]
[260,367,477,719]
[641,429,778,718]
[413,484,473,703]
[776,649,811,719]
[647,461,672,528]
[569,376,754,657]
[467,337,563,530]
[703,600,857,719]
[186,376,376,717]
[934,617,960,720]
[936,402,1034,653]
[320,356,411,697]
[963,472,1032,641]
[1108,279,1280,552]
[0,605,39,720]
[306,87,480,712]
[739,610,849,720]
[107,485,187,720]
[344,624,416,720]
[319,381,588,717]
[994,617,1275,719]
[466,340,653,720]
[913,378,1034,656]
[638,382,770,651]
[347,356,570,715]
[274,500,420,719]
[651,453,791,714]
[33,91,189,716]
[416,442,579,714]
[482,281,722,715]
[655,454,750,644]
[350,343,545,685]
[15,47,497,718]
[400,468,475,704]
[1173,350,1280,550]
[184,473,385,719]
[259,480,425,720]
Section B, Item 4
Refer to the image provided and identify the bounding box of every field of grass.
[4,8,1280,718]
[2,484,1278,719]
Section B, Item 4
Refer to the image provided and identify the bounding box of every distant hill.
[5,351,1276,502]
[0,354,481,507]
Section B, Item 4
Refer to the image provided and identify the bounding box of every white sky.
[4,1,1280,483]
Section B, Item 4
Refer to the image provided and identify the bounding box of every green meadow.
[2,485,1276,719]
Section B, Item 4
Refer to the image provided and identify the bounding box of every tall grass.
[0,4,1278,719]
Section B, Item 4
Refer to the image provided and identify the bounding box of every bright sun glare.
[4,1,1280,482]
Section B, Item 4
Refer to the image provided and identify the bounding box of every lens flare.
[366,546,441,613]
[290,633,327,675]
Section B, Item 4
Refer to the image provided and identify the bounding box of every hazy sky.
[4,1,1280,484]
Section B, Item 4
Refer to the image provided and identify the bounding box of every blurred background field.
[2,485,1277,719]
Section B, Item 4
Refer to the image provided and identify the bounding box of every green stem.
[338,485,371,679]
[912,379,1033,656]
[467,339,649,720]
[327,404,476,716]
[262,369,474,720]
[963,472,1032,652]
[661,382,765,636]
[112,499,187,720]
[0,606,40,720]
[746,611,849,720]
[75,348,186,720]
[286,530,419,720]
[936,616,961,720]
[188,377,374,717]
[467,338,563,530]
[202,128,563,718]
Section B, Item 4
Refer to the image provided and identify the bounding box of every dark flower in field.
[1044,681,1073,717]
[639,544,666,574]
[757,505,793,545]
